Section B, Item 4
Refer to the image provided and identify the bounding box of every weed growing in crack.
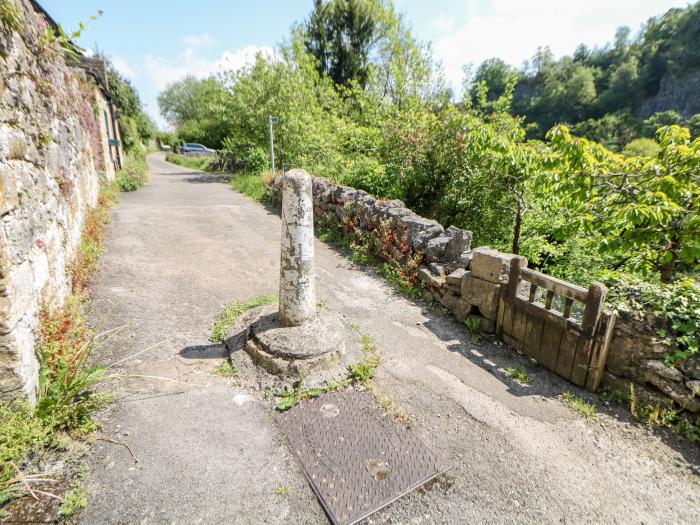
[213,361,238,378]
[272,333,382,411]
[629,385,700,441]
[464,317,483,344]
[506,367,530,383]
[209,295,277,343]
[275,485,290,496]
[562,391,597,420]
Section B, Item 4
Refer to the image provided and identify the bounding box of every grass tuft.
[230,172,269,202]
[562,391,597,420]
[506,367,530,383]
[213,361,238,378]
[209,295,277,343]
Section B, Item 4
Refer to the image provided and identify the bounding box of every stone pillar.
[279,169,316,326]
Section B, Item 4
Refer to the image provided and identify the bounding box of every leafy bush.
[622,138,661,158]
[116,151,149,192]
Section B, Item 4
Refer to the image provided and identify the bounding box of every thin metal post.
[268,115,276,174]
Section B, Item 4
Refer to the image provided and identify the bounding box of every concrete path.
[82,153,700,524]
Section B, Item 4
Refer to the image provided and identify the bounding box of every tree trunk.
[660,260,675,283]
[512,203,523,255]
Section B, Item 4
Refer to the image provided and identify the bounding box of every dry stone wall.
[270,174,699,414]
[1,1,115,401]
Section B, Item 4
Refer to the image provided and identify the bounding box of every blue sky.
[41,0,691,128]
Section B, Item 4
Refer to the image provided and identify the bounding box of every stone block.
[425,234,450,262]
[686,380,700,396]
[641,359,684,382]
[397,215,444,251]
[461,274,501,320]
[450,298,472,323]
[601,372,675,409]
[470,247,526,284]
[417,267,443,288]
[679,355,700,380]
[606,323,670,380]
[446,268,466,291]
[645,374,700,412]
[428,262,445,276]
[443,226,472,262]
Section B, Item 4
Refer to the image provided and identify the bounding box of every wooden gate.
[496,258,616,391]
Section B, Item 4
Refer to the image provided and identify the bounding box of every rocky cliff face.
[0,0,114,401]
[639,70,700,119]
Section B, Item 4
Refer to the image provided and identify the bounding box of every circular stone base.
[244,308,348,377]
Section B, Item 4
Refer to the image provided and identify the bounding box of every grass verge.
[209,295,278,343]
[116,150,149,192]
[230,171,270,203]
[165,153,215,172]
[0,184,117,514]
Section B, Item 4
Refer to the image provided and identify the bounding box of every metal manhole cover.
[278,390,444,525]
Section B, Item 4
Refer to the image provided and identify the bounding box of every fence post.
[581,281,606,336]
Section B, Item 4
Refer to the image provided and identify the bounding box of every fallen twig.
[93,435,139,463]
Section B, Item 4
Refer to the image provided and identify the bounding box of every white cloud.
[111,56,134,78]
[143,45,274,90]
[429,15,455,33]
[183,33,215,47]
[432,0,689,93]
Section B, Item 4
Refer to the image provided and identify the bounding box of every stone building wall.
[270,174,699,414]
[0,0,116,401]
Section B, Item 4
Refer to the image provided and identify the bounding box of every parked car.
[180,143,216,155]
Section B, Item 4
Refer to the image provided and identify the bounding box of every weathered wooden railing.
[496,258,616,391]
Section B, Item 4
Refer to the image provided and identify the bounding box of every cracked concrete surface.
[81,153,700,524]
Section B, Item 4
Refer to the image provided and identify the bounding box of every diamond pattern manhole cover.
[277,389,444,525]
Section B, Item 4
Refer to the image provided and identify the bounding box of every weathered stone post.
[279,169,316,326]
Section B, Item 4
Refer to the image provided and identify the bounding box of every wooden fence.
[496,258,617,391]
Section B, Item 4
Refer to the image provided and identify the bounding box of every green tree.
[303,0,387,89]
[157,75,231,148]
[546,125,700,282]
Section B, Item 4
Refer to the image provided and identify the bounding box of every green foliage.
[165,153,214,172]
[561,391,597,420]
[464,316,483,343]
[0,403,46,487]
[60,485,87,516]
[230,172,270,203]
[503,2,700,146]
[545,125,700,282]
[622,138,661,158]
[606,276,699,364]
[158,76,230,148]
[642,111,683,138]
[213,361,238,378]
[272,333,381,411]
[116,150,149,192]
[102,58,156,151]
[506,367,530,383]
[209,295,277,343]
[377,262,421,300]
[0,0,24,32]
